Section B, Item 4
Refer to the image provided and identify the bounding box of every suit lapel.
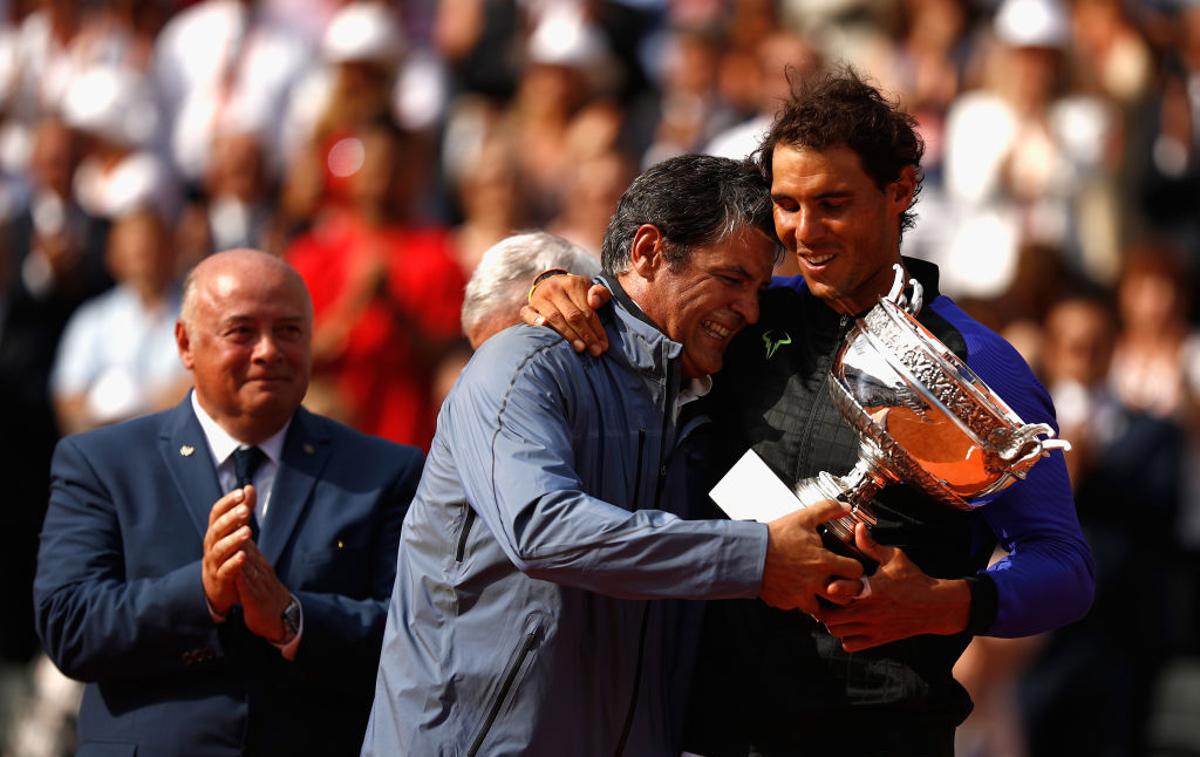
[159,398,224,540]
[259,407,332,564]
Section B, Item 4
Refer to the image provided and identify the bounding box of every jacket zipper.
[467,629,538,757]
[632,429,646,509]
[616,347,674,756]
[796,313,850,482]
[455,507,476,562]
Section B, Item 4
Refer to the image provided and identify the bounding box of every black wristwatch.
[276,594,301,646]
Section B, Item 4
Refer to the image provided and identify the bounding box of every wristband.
[528,268,570,305]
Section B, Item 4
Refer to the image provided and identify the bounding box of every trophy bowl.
[794,267,1069,554]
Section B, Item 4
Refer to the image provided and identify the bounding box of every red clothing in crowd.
[287,216,465,449]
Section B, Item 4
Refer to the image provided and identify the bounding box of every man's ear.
[629,224,664,279]
[890,165,917,211]
[175,320,195,370]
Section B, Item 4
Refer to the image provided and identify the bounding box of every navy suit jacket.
[34,397,423,757]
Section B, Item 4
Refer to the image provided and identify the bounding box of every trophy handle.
[884,263,924,315]
[987,422,1073,479]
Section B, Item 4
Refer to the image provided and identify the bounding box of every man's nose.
[791,207,824,246]
[251,333,281,361]
[732,290,760,326]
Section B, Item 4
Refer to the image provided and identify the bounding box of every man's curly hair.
[755,68,925,236]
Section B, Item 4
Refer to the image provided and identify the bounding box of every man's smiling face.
[639,224,777,379]
[770,144,915,315]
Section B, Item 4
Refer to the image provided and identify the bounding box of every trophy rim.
[830,297,1040,506]
[874,298,1027,429]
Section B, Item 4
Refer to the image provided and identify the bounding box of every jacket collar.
[597,273,683,377]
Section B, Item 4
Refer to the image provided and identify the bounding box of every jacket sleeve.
[34,436,220,682]
[963,331,1096,637]
[290,445,421,691]
[448,344,767,600]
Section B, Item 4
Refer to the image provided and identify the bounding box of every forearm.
[35,560,219,682]
[979,468,1095,637]
[507,499,768,600]
[982,536,1095,637]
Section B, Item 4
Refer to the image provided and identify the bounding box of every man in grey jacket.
[360,155,864,756]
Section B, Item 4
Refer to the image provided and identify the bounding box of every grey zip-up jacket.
[361,279,768,756]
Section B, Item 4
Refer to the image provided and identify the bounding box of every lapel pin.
[180,445,195,457]
[303,444,315,455]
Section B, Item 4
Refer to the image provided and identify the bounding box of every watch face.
[283,598,300,634]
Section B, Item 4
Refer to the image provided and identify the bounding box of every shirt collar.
[679,375,713,404]
[190,390,290,468]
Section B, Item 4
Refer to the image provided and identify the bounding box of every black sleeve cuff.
[963,574,999,634]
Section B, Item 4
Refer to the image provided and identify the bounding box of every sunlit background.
[0,0,1198,755]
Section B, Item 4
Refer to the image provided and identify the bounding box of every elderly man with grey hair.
[461,232,600,349]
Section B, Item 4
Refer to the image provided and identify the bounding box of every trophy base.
[796,471,880,572]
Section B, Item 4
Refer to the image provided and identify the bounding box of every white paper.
[708,449,803,523]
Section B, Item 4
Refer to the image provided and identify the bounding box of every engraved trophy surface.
[794,266,1070,558]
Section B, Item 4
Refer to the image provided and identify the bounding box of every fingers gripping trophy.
[794,265,1071,565]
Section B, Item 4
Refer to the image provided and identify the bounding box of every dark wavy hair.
[601,154,778,275]
[755,68,924,236]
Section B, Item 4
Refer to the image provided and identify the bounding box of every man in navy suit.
[33,248,423,756]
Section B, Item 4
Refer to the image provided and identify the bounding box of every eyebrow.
[219,314,307,326]
[771,188,854,201]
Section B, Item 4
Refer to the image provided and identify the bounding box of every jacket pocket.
[455,506,477,562]
[467,621,542,756]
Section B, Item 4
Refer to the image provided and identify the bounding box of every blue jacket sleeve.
[34,436,220,682]
[943,303,1095,637]
[446,342,768,600]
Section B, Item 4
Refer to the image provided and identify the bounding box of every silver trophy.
[795,265,1070,559]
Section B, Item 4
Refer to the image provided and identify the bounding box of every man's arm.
[448,342,861,609]
[34,437,222,682]
[521,272,611,355]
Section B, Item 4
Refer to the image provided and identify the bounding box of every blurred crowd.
[0,0,1199,754]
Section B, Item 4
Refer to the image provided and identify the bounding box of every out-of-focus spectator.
[1069,0,1153,107]
[705,30,822,162]
[153,0,309,183]
[50,207,188,435]
[0,0,146,185]
[1134,4,1200,266]
[1018,293,1183,757]
[0,116,108,697]
[61,65,178,221]
[643,24,740,167]
[1110,244,1200,423]
[937,0,1119,297]
[506,2,614,224]
[548,148,634,256]
[286,121,464,449]
[174,128,272,274]
[283,1,446,167]
[461,230,599,349]
[868,0,967,184]
[448,128,523,276]
[433,0,520,98]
